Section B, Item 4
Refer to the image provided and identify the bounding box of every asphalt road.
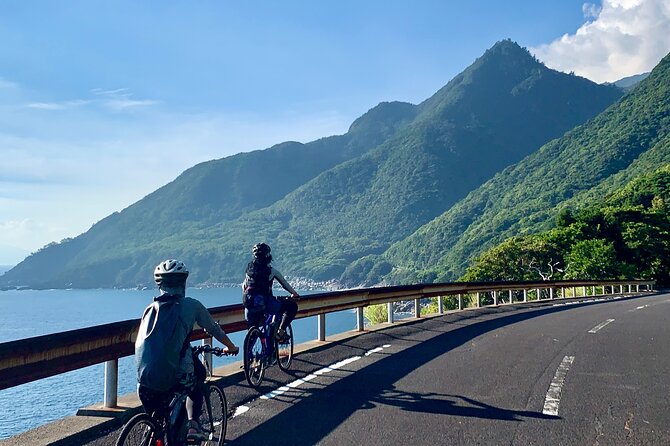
[85,292,670,445]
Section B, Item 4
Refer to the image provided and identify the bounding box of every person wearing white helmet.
[135,259,239,442]
[242,243,300,341]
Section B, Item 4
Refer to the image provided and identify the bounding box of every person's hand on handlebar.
[291,292,300,301]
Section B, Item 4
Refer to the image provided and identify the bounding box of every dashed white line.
[258,345,389,401]
[589,319,615,333]
[232,405,249,418]
[543,355,575,416]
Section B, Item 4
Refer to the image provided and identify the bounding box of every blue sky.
[1,0,669,265]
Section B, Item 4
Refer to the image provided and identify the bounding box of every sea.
[0,287,358,439]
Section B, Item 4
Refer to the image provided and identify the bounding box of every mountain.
[612,72,650,91]
[0,101,418,289]
[375,49,670,285]
[0,40,624,289]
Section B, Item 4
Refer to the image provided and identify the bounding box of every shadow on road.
[228,297,632,445]
[363,389,558,421]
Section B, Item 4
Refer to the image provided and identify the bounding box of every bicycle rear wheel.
[199,383,227,446]
[115,413,159,446]
[277,323,293,371]
[244,327,266,387]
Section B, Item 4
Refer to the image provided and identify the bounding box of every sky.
[1,0,670,265]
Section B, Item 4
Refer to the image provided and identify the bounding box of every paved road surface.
[85,292,670,445]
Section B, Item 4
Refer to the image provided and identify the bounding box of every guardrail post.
[476,292,481,307]
[549,287,554,300]
[202,337,213,375]
[592,286,596,296]
[318,313,326,341]
[458,294,463,310]
[387,302,394,323]
[537,288,541,301]
[104,359,118,408]
[437,296,443,314]
[493,290,498,305]
[582,286,586,297]
[523,289,527,303]
[636,284,639,293]
[357,307,365,330]
[414,298,421,318]
[572,286,576,297]
[508,290,513,304]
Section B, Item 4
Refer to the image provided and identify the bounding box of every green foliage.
[462,165,670,285]
[363,304,388,325]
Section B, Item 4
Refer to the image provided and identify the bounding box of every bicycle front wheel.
[244,327,266,387]
[200,383,227,446]
[277,323,294,371]
[115,413,159,446]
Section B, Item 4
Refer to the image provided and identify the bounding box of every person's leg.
[278,299,297,331]
[186,360,208,439]
[276,299,297,340]
[186,359,207,419]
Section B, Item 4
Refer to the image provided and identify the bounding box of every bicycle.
[116,345,230,446]
[243,302,294,388]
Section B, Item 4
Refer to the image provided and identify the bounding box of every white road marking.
[589,319,615,333]
[257,345,389,401]
[543,355,575,416]
[634,305,649,310]
[232,405,249,418]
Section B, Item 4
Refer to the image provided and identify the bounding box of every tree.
[564,239,620,279]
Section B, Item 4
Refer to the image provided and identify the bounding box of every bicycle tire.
[116,412,159,446]
[277,323,293,371]
[199,383,227,446]
[243,326,266,387]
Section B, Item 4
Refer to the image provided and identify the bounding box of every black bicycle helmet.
[252,243,272,262]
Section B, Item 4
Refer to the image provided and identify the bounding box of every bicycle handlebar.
[193,345,234,356]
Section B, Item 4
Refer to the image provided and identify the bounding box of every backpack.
[135,297,191,392]
[242,260,272,310]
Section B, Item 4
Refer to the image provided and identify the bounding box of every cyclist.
[242,243,299,341]
[135,259,239,442]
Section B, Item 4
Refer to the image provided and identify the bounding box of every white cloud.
[532,0,670,83]
[26,100,90,110]
[582,3,602,19]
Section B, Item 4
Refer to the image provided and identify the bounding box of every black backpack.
[242,260,271,309]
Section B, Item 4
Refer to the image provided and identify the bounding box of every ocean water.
[0,287,356,439]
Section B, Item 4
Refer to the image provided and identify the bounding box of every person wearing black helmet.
[135,259,239,443]
[242,243,299,341]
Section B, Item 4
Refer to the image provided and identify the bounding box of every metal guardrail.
[0,279,655,407]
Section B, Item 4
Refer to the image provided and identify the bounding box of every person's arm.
[272,267,299,298]
[193,300,239,354]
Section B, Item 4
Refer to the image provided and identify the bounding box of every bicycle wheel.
[115,413,160,446]
[277,323,293,371]
[244,327,266,387]
[199,384,227,446]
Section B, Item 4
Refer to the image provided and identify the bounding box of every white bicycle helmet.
[154,259,189,286]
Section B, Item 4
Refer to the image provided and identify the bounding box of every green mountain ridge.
[377,49,670,285]
[0,40,624,289]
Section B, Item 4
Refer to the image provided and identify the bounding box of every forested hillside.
[373,49,670,286]
[0,40,624,289]
[462,165,670,285]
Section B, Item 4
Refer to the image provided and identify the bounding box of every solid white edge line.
[588,319,615,333]
[543,355,575,416]
[257,345,391,402]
